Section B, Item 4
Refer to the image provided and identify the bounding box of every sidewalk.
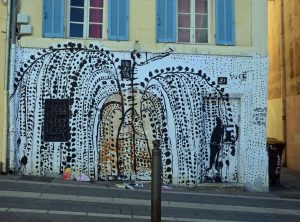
[269,167,300,198]
[1,168,300,221]
[0,167,299,197]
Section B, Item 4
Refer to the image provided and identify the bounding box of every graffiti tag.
[253,107,267,127]
[230,71,247,81]
[275,155,281,175]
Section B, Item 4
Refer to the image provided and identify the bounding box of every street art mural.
[9,43,268,186]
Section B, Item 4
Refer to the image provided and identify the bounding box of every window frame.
[66,0,107,39]
[177,0,213,44]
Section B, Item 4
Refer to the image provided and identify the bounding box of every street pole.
[151,140,161,222]
[2,0,17,173]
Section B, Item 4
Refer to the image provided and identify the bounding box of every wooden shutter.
[108,0,129,40]
[156,0,176,42]
[216,0,235,45]
[42,0,64,38]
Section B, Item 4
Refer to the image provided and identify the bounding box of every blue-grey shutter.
[42,0,64,38]
[43,0,53,37]
[108,0,129,40]
[53,0,65,37]
[118,0,129,40]
[216,0,235,45]
[156,0,176,42]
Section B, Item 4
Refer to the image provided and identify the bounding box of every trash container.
[267,138,285,186]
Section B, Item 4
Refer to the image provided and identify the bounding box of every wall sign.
[218,77,228,85]
[44,99,70,142]
[121,60,132,78]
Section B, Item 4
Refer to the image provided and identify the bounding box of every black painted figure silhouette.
[207,117,224,172]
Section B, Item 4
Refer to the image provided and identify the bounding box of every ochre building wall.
[0,3,7,172]
[268,0,300,170]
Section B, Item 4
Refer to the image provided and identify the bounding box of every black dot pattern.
[10,44,268,187]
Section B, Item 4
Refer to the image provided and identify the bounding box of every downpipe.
[280,0,287,166]
[2,0,17,173]
[2,0,12,173]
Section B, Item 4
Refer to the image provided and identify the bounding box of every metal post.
[151,140,161,222]
[2,0,14,173]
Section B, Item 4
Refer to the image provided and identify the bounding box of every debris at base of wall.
[130,182,144,188]
[115,183,126,189]
[63,167,72,180]
[115,183,135,189]
[76,173,90,182]
[161,185,172,191]
[125,184,134,189]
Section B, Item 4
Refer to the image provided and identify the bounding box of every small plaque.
[44,99,70,142]
[218,77,228,85]
[121,60,132,78]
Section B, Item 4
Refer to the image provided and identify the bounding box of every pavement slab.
[0,167,300,221]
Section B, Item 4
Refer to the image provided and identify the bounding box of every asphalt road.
[0,176,299,222]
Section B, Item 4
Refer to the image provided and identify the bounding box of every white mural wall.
[9,43,269,190]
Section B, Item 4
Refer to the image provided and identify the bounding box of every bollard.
[151,140,161,222]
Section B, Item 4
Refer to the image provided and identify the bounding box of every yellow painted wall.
[252,0,268,55]
[268,0,281,100]
[268,0,300,171]
[0,2,7,171]
[17,0,267,56]
[267,99,283,141]
[267,0,282,144]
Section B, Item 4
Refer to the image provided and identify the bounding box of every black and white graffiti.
[9,43,267,186]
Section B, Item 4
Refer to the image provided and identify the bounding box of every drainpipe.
[280,0,287,166]
[2,0,17,173]
[2,0,12,173]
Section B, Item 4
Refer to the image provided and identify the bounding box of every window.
[42,0,129,40]
[68,0,104,38]
[178,0,208,43]
[44,99,70,142]
[156,0,235,45]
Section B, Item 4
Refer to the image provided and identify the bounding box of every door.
[199,97,240,183]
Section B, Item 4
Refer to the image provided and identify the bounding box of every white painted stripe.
[0,190,299,216]
[0,208,8,212]
[0,178,298,202]
[0,179,47,185]
[132,215,150,220]
[161,217,247,222]
[0,191,41,198]
[48,210,86,216]
[42,193,77,201]
[161,202,300,216]
[1,207,246,222]
[163,190,300,203]
[78,195,112,203]
[88,212,132,219]
[112,197,149,205]
[8,208,48,214]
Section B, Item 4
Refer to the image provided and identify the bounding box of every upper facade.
[16,0,267,55]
